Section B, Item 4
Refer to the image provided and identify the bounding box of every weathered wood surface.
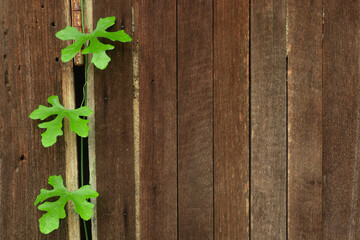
[136,0,178,239]
[177,0,213,239]
[250,0,287,239]
[214,0,249,239]
[84,1,97,239]
[2,1,360,239]
[63,0,81,237]
[92,0,136,239]
[323,0,360,238]
[287,0,323,239]
[0,0,73,239]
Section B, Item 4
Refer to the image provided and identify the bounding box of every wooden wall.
[0,1,74,239]
[1,0,360,239]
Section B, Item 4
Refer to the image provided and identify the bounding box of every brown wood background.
[1,0,360,239]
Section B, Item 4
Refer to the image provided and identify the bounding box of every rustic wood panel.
[250,0,287,239]
[84,1,97,239]
[323,0,360,238]
[3,1,360,239]
[136,0,178,239]
[287,1,323,239]
[177,0,213,239]
[0,0,72,239]
[214,0,249,239]
[92,0,135,239]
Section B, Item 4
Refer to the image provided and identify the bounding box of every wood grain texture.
[0,0,71,239]
[63,3,80,239]
[250,0,287,239]
[93,0,135,239]
[323,1,360,239]
[63,8,81,238]
[214,0,249,239]
[287,1,323,239]
[84,1,97,239]
[177,0,213,239]
[135,0,178,239]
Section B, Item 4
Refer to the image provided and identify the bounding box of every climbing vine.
[30,3,132,236]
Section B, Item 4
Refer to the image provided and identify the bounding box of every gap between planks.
[83,0,97,239]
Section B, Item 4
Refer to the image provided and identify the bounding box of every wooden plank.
[63,12,81,240]
[64,2,80,239]
[177,0,213,239]
[323,1,360,238]
[92,0,135,239]
[131,4,140,239]
[214,0,249,239]
[135,0,178,239]
[287,1,323,239]
[250,0,287,239]
[84,1,97,239]
[0,0,72,239]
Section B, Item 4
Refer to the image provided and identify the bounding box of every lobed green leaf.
[56,16,132,69]
[34,175,99,234]
[30,95,93,147]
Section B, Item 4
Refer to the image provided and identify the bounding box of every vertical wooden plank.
[287,1,323,239]
[63,16,81,240]
[214,0,249,239]
[135,0,177,239]
[250,0,287,239]
[323,1,360,238]
[131,4,140,239]
[177,0,213,239]
[0,0,72,239]
[92,0,135,239]
[84,1,97,239]
[64,3,80,239]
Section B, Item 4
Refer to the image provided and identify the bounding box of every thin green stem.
[81,55,89,107]
[83,220,89,240]
[81,0,86,34]
[80,137,84,186]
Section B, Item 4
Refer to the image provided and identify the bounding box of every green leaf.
[34,175,99,234]
[30,95,93,147]
[56,16,132,69]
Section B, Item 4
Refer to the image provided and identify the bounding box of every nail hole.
[153,186,157,192]
[4,70,9,84]
[121,131,126,135]
[123,211,127,216]
[18,65,21,70]
[151,79,155,84]
[20,155,25,161]
[41,4,44,8]
[3,54,7,60]
[51,22,56,27]
[4,30,8,35]
[35,20,38,24]
[121,25,125,29]
[309,180,315,185]
[55,57,59,62]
